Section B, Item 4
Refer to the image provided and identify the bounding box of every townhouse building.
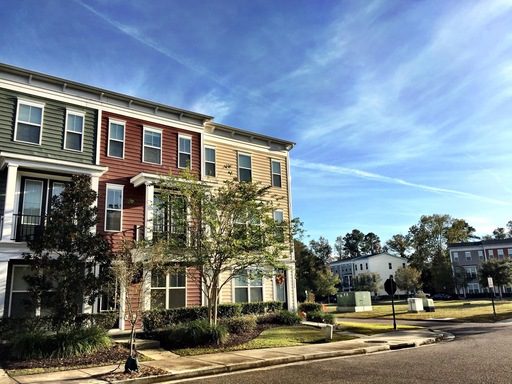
[0,63,296,327]
[330,252,408,296]
[448,238,512,296]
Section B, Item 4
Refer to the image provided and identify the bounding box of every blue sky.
[2,0,512,246]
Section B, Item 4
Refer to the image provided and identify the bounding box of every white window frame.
[64,109,85,152]
[178,134,192,169]
[8,265,34,317]
[238,152,252,182]
[233,269,264,303]
[150,269,187,309]
[488,249,494,258]
[107,119,125,159]
[14,99,45,145]
[465,251,472,261]
[142,126,162,165]
[498,249,504,257]
[104,184,124,232]
[508,249,512,257]
[452,252,459,262]
[273,209,285,242]
[204,146,216,177]
[478,250,484,260]
[271,159,282,188]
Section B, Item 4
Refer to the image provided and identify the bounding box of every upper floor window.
[273,210,284,242]
[238,153,252,182]
[388,262,392,269]
[178,135,191,168]
[508,248,512,257]
[105,184,123,231]
[108,120,125,158]
[478,250,484,260]
[64,111,84,151]
[452,252,459,262]
[488,250,494,258]
[15,100,44,145]
[204,147,216,177]
[498,249,504,257]
[271,160,282,187]
[143,127,162,164]
[465,251,472,261]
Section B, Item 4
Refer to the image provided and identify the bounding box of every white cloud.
[189,92,232,122]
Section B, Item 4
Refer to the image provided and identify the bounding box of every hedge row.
[142,301,283,332]
[0,311,117,341]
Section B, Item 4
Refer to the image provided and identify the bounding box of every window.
[478,250,484,260]
[205,147,216,177]
[15,100,44,144]
[64,111,84,151]
[238,153,252,182]
[365,263,368,270]
[178,135,191,168]
[465,251,472,261]
[273,210,284,242]
[388,262,392,269]
[150,269,186,309]
[488,250,494,258]
[143,127,162,164]
[153,195,187,244]
[354,264,357,271]
[464,266,478,280]
[108,120,125,158]
[271,160,282,188]
[467,283,480,294]
[9,265,36,317]
[105,185,123,231]
[452,252,459,262]
[234,270,263,303]
[498,249,504,257]
[402,263,406,268]
[508,249,512,257]
[360,263,363,270]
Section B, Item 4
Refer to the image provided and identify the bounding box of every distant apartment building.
[330,252,408,296]
[0,63,296,328]
[448,238,512,296]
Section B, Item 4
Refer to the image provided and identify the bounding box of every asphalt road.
[169,322,512,384]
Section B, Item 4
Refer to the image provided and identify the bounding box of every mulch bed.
[99,365,168,382]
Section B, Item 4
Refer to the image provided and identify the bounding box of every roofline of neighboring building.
[329,252,408,265]
[448,238,512,248]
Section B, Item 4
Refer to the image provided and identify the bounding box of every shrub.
[220,315,257,334]
[298,302,322,313]
[257,310,301,326]
[265,301,284,313]
[217,303,242,318]
[306,311,335,325]
[75,311,118,331]
[158,320,227,349]
[10,326,111,359]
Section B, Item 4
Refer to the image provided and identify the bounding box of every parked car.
[431,293,452,300]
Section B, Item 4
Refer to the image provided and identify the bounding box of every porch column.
[287,263,298,311]
[144,183,154,241]
[2,164,18,242]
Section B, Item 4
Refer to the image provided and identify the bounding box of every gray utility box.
[336,291,372,312]
[407,298,424,313]
[423,298,435,312]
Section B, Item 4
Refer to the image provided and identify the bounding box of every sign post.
[384,275,398,330]
[488,277,496,320]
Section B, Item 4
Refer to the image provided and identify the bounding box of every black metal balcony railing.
[12,214,45,242]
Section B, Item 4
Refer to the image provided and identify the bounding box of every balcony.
[0,214,46,243]
[132,223,188,246]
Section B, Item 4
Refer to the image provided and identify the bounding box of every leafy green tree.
[492,227,507,239]
[446,219,478,243]
[309,236,332,264]
[295,240,339,302]
[361,232,382,255]
[157,169,289,325]
[353,272,381,295]
[394,266,422,295]
[23,175,112,328]
[453,265,468,299]
[479,259,512,299]
[386,234,411,258]
[334,235,345,260]
[342,229,365,257]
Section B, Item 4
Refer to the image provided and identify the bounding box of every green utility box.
[336,291,373,312]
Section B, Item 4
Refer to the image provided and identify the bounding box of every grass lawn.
[337,321,421,335]
[328,299,512,322]
[172,325,357,356]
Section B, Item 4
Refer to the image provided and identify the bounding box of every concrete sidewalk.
[2,329,449,384]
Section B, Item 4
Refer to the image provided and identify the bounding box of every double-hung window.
[64,110,84,151]
[108,120,125,158]
[498,249,504,257]
[150,269,186,309]
[238,153,252,182]
[105,184,123,231]
[143,127,162,164]
[273,210,284,242]
[178,135,191,168]
[234,270,263,303]
[204,147,216,177]
[15,100,44,144]
[271,160,282,187]
[465,251,472,261]
[452,252,459,262]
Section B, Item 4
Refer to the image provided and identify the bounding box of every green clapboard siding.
[0,88,96,164]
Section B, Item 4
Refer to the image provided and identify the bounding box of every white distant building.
[330,252,409,296]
